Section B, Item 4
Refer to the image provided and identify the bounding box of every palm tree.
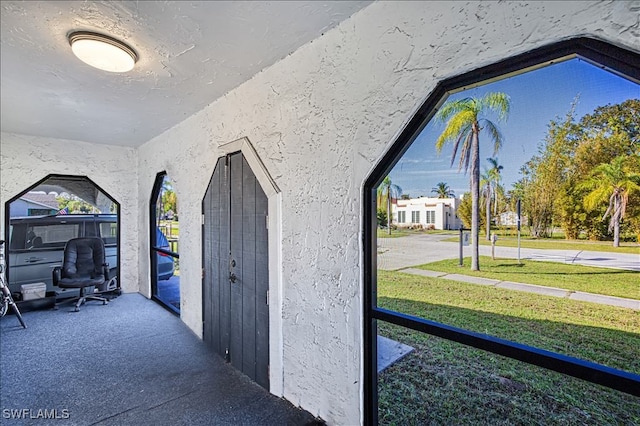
[487,157,504,214]
[377,176,402,235]
[481,170,493,240]
[482,157,503,240]
[435,92,510,270]
[582,155,640,247]
[431,182,455,198]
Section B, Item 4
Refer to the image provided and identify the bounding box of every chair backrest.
[62,237,105,278]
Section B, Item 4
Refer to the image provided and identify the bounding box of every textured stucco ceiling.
[1,1,370,147]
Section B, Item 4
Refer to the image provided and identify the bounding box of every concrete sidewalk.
[399,267,640,310]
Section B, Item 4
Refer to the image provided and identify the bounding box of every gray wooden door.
[202,152,269,389]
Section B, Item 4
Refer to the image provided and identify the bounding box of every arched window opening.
[364,38,639,424]
[150,172,180,314]
[4,174,120,303]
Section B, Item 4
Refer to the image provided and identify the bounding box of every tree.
[520,98,640,241]
[582,155,640,247]
[487,158,503,214]
[377,208,388,228]
[482,158,503,240]
[579,99,639,144]
[431,182,454,198]
[435,92,510,270]
[516,101,581,238]
[162,189,178,217]
[56,195,96,214]
[377,176,402,234]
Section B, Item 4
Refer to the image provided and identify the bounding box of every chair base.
[56,286,108,312]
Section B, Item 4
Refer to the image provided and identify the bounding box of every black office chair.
[53,237,109,312]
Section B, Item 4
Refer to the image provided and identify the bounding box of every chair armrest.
[103,263,110,280]
[52,266,61,285]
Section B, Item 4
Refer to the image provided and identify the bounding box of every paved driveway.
[377,234,640,272]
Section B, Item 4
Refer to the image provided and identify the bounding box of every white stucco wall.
[136,2,636,423]
[0,132,139,293]
[1,1,637,424]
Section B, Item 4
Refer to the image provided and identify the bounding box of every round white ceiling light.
[68,31,137,73]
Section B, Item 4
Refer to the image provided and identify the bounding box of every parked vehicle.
[7,214,119,299]
[155,228,175,281]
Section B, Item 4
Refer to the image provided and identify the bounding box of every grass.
[158,220,180,238]
[442,235,640,254]
[417,256,640,300]
[377,229,411,238]
[377,229,457,239]
[377,270,640,425]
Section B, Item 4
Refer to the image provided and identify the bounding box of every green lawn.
[442,235,640,254]
[377,270,640,425]
[416,256,640,300]
[377,228,411,238]
[378,229,457,238]
[158,220,180,238]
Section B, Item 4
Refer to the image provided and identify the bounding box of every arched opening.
[4,174,120,302]
[150,172,180,314]
[364,38,639,424]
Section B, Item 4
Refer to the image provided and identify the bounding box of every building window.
[426,211,435,224]
[366,38,639,425]
[411,211,420,223]
[398,211,406,223]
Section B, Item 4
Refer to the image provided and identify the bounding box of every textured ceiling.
[1,1,370,147]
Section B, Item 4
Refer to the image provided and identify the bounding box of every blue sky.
[388,58,640,198]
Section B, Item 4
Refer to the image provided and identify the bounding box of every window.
[411,211,420,223]
[99,222,118,246]
[397,211,406,223]
[366,38,639,425]
[4,174,121,294]
[150,172,180,314]
[425,211,435,224]
[28,208,53,216]
[29,224,79,246]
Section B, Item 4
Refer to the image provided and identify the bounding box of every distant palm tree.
[487,157,504,214]
[377,176,402,235]
[435,92,510,270]
[431,182,455,198]
[582,155,640,247]
[482,157,503,240]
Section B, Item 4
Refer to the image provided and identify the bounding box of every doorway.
[202,151,269,389]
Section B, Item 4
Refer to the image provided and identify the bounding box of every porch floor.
[0,293,319,425]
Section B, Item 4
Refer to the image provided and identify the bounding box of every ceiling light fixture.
[68,31,137,73]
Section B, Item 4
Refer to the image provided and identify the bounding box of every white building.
[392,197,462,230]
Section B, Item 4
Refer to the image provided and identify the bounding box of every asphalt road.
[377,233,640,272]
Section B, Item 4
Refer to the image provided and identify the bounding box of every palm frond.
[449,123,472,167]
[481,119,504,154]
[436,98,474,122]
[460,132,473,172]
[479,92,511,122]
[583,184,612,210]
[435,110,475,152]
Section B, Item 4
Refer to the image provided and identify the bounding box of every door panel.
[254,168,270,388]
[229,152,244,372]
[203,152,269,389]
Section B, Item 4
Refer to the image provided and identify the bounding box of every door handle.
[25,257,44,263]
[229,258,237,283]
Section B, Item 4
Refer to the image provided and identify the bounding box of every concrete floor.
[0,293,321,425]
